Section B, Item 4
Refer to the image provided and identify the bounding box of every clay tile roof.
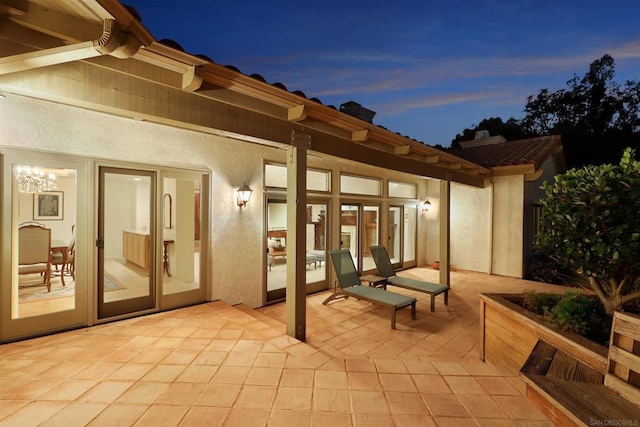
[448,134,562,169]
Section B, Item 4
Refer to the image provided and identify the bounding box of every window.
[340,174,381,196]
[264,163,330,192]
[388,181,417,199]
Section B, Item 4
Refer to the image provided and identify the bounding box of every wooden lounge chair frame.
[323,249,416,329]
[370,245,449,312]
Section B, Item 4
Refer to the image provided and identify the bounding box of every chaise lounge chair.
[370,245,449,312]
[323,249,416,329]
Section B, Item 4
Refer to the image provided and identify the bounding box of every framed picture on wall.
[34,191,64,220]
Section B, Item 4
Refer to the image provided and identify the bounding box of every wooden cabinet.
[122,230,149,269]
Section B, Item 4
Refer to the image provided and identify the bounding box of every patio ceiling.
[0,0,491,187]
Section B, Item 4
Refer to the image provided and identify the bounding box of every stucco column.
[286,146,307,341]
[439,179,450,286]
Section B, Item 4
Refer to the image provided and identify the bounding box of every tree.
[538,148,640,314]
[522,54,640,168]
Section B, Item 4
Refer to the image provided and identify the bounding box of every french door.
[0,150,89,342]
[340,203,380,273]
[388,204,417,270]
[265,198,329,303]
[98,167,156,319]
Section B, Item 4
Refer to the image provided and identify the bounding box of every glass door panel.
[403,205,417,267]
[305,202,327,293]
[162,176,203,297]
[12,166,78,319]
[389,206,402,266]
[362,205,379,272]
[266,199,287,301]
[98,167,155,319]
[340,204,359,269]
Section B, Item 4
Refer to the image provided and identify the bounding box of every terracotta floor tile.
[431,416,477,427]
[280,368,315,387]
[443,376,485,394]
[3,270,556,426]
[244,366,282,386]
[475,376,522,396]
[345,359,377,373]
[349,390,390,414]
[411,374,451,394]
[108,363,154,381]
[421,393,469,417]
[493,395,549,420]
[269,409,312,426]
[315,370,348,389]
[40,402,108,426]
[38,379,98,401]
[384,391,429,415]
[196,383,241,407]
[155,382,206,405]
[223,407,270,427]
[457,393,509,419]
[254,352,287,368]
[311,412,352,427]
[181,407,229,427]
[140,364,185,382]
[402,360,438,375]
[116,381,169,405]
[374,359,408,374]
[1,378,61,400]
[475,418,518,426]
[176,364,218,383]
[431,362,469,376]
[223,351,259,367]
[192,350,228,366]
[0,401,68,426]
[211,366,250,384]
[391,414,437,427]
[312,389,351,413]
[352,413,394,426]
[348,372,382,390]
[133,404,189,426]
[160,350,199,365]
[85,403,148,426]
[78,380,133,403]
[235,385,276,409]
[272,387,313,411]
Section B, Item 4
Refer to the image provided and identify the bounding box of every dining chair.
[18,224,52,292]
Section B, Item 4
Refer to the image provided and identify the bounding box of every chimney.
[459,131,507,148]
[339,101,376,123]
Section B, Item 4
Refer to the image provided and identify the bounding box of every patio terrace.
[0,268,558,426]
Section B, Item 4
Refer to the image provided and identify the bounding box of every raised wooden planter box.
[479,293,608,375]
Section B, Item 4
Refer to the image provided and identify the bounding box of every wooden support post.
[439,179,450,287]
[286,145,307,341]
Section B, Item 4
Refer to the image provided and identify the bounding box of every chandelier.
[14,165,57,194]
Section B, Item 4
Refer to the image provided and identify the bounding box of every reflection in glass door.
[266,199,329,302]
[12,166,78,319]
[340,204,379,272]
[389,206,402,266]
[403,205,417,267]
[98,167,155,319]
[388,205,417,269]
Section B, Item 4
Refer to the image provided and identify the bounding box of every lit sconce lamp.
[422,198,432,213]
[236,182,253,207]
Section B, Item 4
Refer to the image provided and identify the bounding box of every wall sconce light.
[236,182,253,207]
[422,198,432,212]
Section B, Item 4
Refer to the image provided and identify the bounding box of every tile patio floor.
[0,268,560,426]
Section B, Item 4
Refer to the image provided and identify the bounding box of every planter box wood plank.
[480,294,608,375]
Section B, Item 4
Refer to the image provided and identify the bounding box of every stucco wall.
[1,94,429,308]
[451,183,492,273]
[492,175,525,277]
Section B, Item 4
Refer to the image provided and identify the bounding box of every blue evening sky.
[125,0,640,147]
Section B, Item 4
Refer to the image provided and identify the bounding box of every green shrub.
[522,291,612,346]
[523,291,561,315]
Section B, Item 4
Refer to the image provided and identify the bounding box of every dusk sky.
[125,1,640,147]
